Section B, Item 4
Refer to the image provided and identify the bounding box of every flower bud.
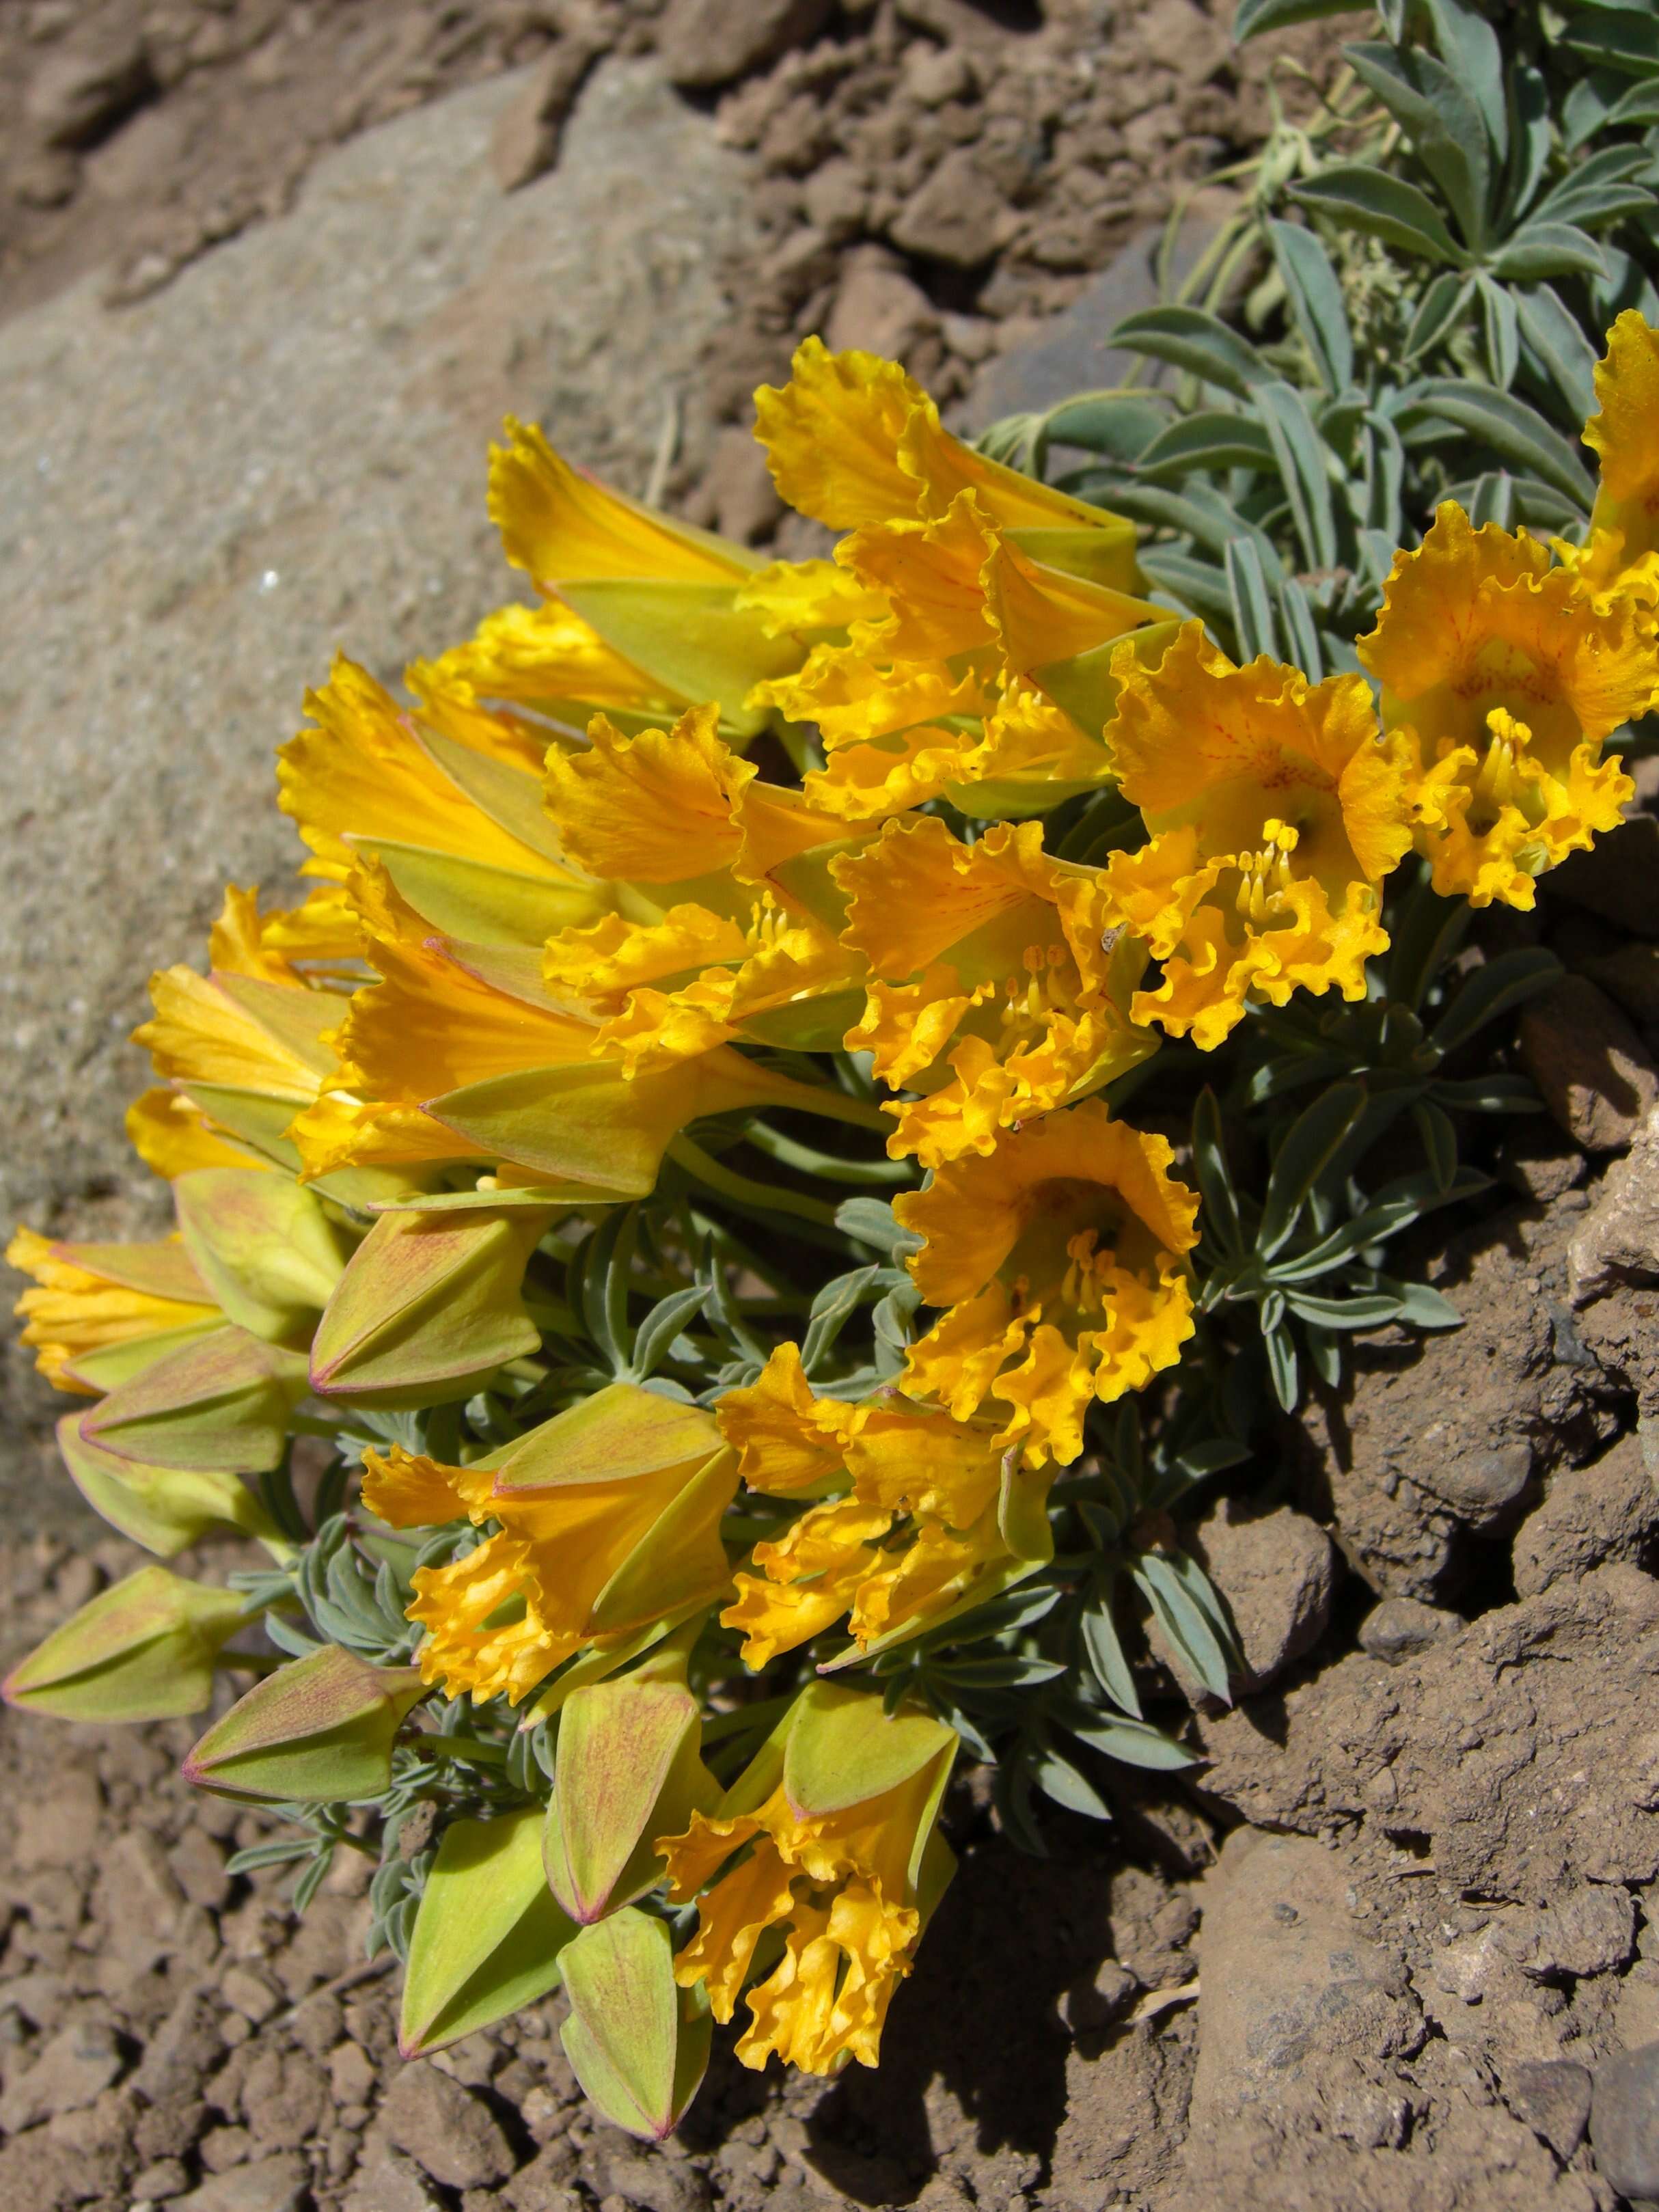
[81,1325,306,1473]
[308,1204,551,1410]
[55,1412,284,1559]
[543,1673,718,1925]
[400,1805,575,2056]
[182,1643,427,1802]
[2,1566,249,1723]
[173,1169,349,1346]
[559,1907,711,2142]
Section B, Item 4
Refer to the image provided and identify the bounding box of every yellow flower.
[659,1683,956,2075]
[896,1101,1198,1468]
[745,341,1162,813]
[488,418,802,735]
[361,1385,737,1704]
[749,488,1159,815]
[423,599,674,720]
[8,1228,221,1395]
[540,705,865,1067]
[754,337,1142,550]
[1099,624,1412,1048]
[715,1344,1053,1667]
[279,656,606,951]
[134,884,364,1175]
[833,814,1155,1164]
[1359,502,1647,907]
[1574,310,1659,607]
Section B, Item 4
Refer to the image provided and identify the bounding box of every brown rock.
[1198,1561,1659,1902]
[1182,1830,1421,2133]
[343,2148,445,2212]
[25,38,155,148]
[698,427,784,544]
[489,30,607,192]
[383,2060,515,2191]
[1570,1103,1659,1304]
[1518,978,1659,1152]
[0,2017,124,2132]
[801,156,870,240]
[889,146,1021,267]
[823,245,937,357]
[1183,1499,1338,1693]
[238,2046,327,2152]
[131,1989,224,2106]
[1513,1885,1636,1980]
[1591,2040,1659,2202]
[174,2157,310,2212]
[1506,2057,1591,2157]
[657,0,833,90]
[1357,1594,1463,1663]
[1511,1430,1659,1597]
[1136,0,1229,85]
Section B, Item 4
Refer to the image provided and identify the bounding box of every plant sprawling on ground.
[8,0,1659,2142]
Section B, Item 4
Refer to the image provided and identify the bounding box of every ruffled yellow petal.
[801,726,976,821]
[896,1103,1198,1466]
[752,641,991,750]
[544,703,754,883]
[736,558,889,638]
[716,1341,855,1493]
[489,415,747,588]
[661,1762,942,2076]
[280,657,560,882]
[8,1228,221,1395]
[135,966,336,1106]
[1359,502,1652,906]
[1584,309,1659,510]
[126,1089,272,1180]
[836,815,1155,1164]
[424,599,667,715]
[755,335,1144,542]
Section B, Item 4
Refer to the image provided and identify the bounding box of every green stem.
[744,1119,913,1186]
[745,1067,892,1134]
[668,1135,844,1231]
[412,1734,509,1768]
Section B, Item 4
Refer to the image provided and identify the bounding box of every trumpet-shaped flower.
[748,487,1160,815]
[834,814,1155,1164]
[1099,624,1413,1048]
[896,1100,1198,1467]
[362,1384,737,1704]
[1359,503,1647,907]
[659,1682,955,2075]
[8,1229,221,1395]
[280,655,607,951]
[488,418,804,735]
[744,342,1160,813]
[540,705,866,1066]
[715,1345,1053,1665]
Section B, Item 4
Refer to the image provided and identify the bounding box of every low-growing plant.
[7,0,1658,2140]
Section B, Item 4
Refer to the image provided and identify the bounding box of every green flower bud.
[400,1805,575,2057]
[543,1672,719,1925]
[308,1205,551,1410]
[173,1169,350,1346]
[560,1908,711,2142]
[2,1566,249,1723]
[55,1414,285,1560]
[182,1643,427,1802]
[80,1325,307,1474]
